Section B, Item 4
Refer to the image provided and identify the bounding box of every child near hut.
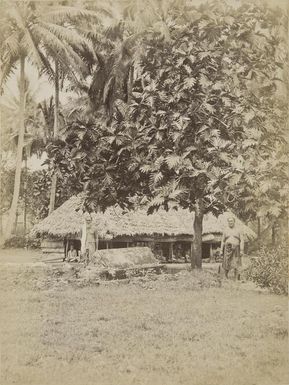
[67,244,78,262]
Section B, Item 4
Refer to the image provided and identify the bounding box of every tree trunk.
[272,220,280,246]
[257,217,261,238]
[191,197,204,269]
[5,56,26,239]
[23,156,28,235]
[127,65,134,104]
[48,60,59,214]
[0,115,3,241]
[257,216,261,247]
[0,213,3,243]
[272,221,276,245]
[49,174,57,214]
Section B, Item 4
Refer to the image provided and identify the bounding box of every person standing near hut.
[220,217,244,280]
[80,213,98,266]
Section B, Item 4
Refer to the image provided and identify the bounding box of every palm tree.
[1,1,102,237]
[0,74,54,234]
[0,73,44,146]
[0,5,26,238]
[78,0,186,119]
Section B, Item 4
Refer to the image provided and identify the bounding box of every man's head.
[227,217,235,228]
[70,244,74,250]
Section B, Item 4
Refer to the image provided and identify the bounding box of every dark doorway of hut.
[64,238,81,260]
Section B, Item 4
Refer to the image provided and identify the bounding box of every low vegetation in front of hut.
[245,243,288,295]
[2,235,41,249]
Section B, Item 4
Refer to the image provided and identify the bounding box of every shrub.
[3,235,41,249]
[245,244,288,295]
[26,237,41,249]
[3,236,27,248]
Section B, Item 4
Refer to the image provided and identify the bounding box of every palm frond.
[22,26,45,71]
[103,76,116,106]
[0,54,19,89]
[32,24,87,73]
[105,20,125,40]
[40,22,96,76]
[39,21,92,49]
[42,6,106,24]
[76,25,103,43]
[36,48,55,82]
[38,97,54,132]
[1,30,21,58]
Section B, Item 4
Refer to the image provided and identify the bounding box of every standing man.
[80,213,97,266]
[220,216,244,280]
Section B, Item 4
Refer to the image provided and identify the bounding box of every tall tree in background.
[70,0,186,119]
[37,3,102,213]
[27,2,101,213]
[0,75,49,235]
[0,0,101,237]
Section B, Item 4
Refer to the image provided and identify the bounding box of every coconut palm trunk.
[5,56,26,239]
[48,60,59,214]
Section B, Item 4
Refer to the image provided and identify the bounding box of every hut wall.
[41,238,64,255]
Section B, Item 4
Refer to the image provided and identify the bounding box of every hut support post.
[190,242,195,266]
[106,241,109,249]
[96,232,99,251]
[64,239,68,260]
[81,222,87,257]
[209,243,213,262]
[168,242,174,261]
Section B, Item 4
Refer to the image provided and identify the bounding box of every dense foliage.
[0,165,75,236]
[0,165,14,216]
[245,244,288,295]
[49,1,288,267]
[25,169,74,220]
[122,2,288,214]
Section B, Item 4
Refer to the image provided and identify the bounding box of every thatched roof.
[31,195,85,238]
[31,195,256,241]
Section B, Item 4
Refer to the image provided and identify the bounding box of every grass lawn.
[0,258,288,385]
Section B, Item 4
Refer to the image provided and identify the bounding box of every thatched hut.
[31,195,256,261]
